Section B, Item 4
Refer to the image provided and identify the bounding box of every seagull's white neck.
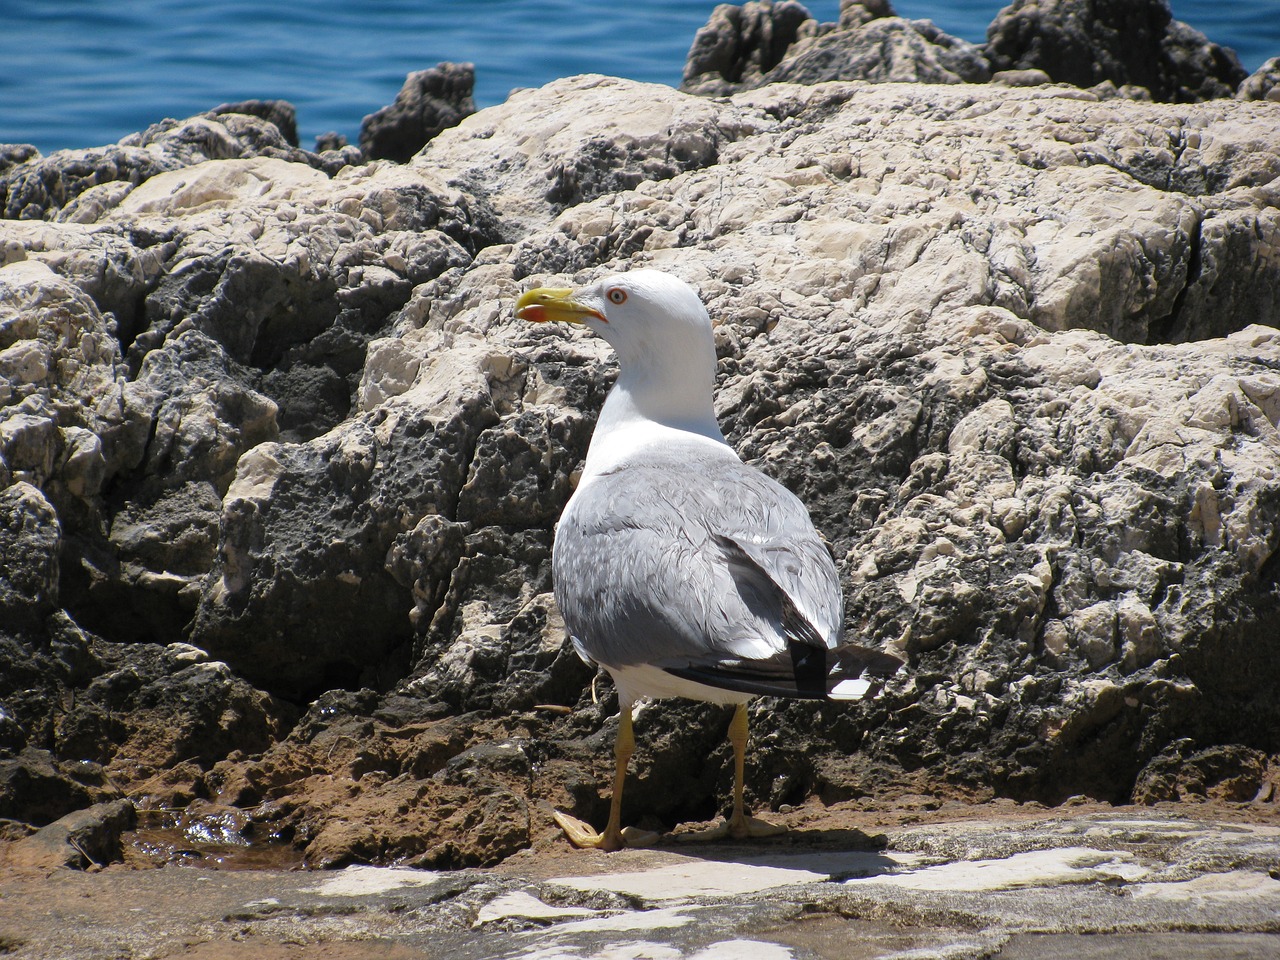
[582,339,727,477]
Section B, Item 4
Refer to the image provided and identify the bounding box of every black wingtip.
[661,643,906,703]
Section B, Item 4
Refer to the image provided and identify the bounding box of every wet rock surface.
[0,810,1277,959]
[1,0,1278,907]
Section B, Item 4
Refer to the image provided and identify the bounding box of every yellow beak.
[515,287,605,324]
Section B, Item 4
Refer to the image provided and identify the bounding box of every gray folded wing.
[553,445,899,699]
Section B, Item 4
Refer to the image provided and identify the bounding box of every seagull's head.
[515,270,713,368]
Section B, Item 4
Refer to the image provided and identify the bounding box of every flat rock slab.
[2,811,1277,959]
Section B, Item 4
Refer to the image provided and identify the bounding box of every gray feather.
[553,440,872,696]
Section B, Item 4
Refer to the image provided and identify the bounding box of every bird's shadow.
[648,825,905,882]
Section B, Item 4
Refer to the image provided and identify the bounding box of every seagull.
[515,269,902,850]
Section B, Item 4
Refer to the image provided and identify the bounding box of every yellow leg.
[553,705,659,851]
[598,703,636,849]
[679,703,785,842]
[728,701,749,835]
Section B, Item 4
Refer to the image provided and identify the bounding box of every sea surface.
[2,1,1277,154]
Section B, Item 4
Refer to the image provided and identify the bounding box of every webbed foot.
[552,810,660,851]
[676,813,786,843]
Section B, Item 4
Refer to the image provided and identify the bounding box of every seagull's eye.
[607,288,627,305]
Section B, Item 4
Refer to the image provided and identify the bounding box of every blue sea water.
[1,1,1276,154]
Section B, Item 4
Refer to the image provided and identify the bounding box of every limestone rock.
[103,155,487,442]
[360,62,477,163]
[1132,740,1270,803]
[759,15,990,87]
[414,74,771,238]
[8,798,135,869]
[685,0,1249,103]
[0,483,60,632]
[0,219,167,333]
[0,618,288,816]
[2,72,1279,866]
[396,79,1278,816]
[682,1,990,93]
[314,131,350,152]
[0,144,39,177]
[1237,56,1280,103]
[51,640,287,783]
[0,145,181,221]
[681,0,817,94]
[0,744,120,826]
[210,99,300,146]
[0,260,125,438]
[3,154,494,663]
[122,110,361,176]
[985,0,1248,102]
[0,110,361,222]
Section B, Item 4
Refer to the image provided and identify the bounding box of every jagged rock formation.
[682,0,1248,102]
[1238,56,1280,102]
[985,0,1248,101]
[1,43,1278,867]
[210,99,301,146]
[0,111,361,221]
[682,0,990,94]
[359,62,478,163]
[682,0,817,92]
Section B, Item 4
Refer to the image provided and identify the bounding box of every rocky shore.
[3,808,1278,959]
[1,0,1278,929]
